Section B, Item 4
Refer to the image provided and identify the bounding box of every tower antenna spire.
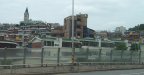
[24,7,29,21]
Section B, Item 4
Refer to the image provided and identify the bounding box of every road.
[55,69,144,75]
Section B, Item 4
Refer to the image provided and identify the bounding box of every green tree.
[115,42,127,50]
[130,43,140,51]
[129,24,144,31]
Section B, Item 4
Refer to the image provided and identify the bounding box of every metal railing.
[0,47,144,75]
[0,47,143,65]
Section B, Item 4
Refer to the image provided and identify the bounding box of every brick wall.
[32,42,42,48]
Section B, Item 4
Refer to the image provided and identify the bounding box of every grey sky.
[0,0,144,31]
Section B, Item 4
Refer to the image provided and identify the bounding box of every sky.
[0,0,144,31]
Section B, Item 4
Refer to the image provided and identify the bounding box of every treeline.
[129,24,144,31]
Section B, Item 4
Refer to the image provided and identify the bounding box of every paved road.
[55,69,144,75]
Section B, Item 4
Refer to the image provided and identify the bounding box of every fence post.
[98,48,102,62]
[130,51,133,64]
[57,48,60,66]
[3,47,7,65]
[139,50,141,64]
[86,48,89,61]
[23,47,26,67]
[110,50,113,62]
[10,65,13,75]
[121,50,124,62]
[41,47,44,67]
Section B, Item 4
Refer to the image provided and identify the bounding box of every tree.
[130,43,140,51]
[115,42,127,50]
[129,24,144,31]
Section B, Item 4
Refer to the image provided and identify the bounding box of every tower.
[24,7,29,21]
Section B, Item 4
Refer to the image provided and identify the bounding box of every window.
[55,44,59,46]
[45,41,54,46]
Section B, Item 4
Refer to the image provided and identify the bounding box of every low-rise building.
[124,31,140,43]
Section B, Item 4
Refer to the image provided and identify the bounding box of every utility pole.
[71,0,75,65]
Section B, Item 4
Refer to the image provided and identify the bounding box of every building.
[86,28,95,38]
[28,36,81,48]
[20,8,51,36]
[50,23,60,29]
[96,31,109,41]
[115,26,126,35]
[124,31,140,43]
[51,26,64,37]
[64,13,88,38]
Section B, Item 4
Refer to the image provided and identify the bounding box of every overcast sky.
[0,0,144,31]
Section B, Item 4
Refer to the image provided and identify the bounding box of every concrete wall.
[4,63,144,75]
